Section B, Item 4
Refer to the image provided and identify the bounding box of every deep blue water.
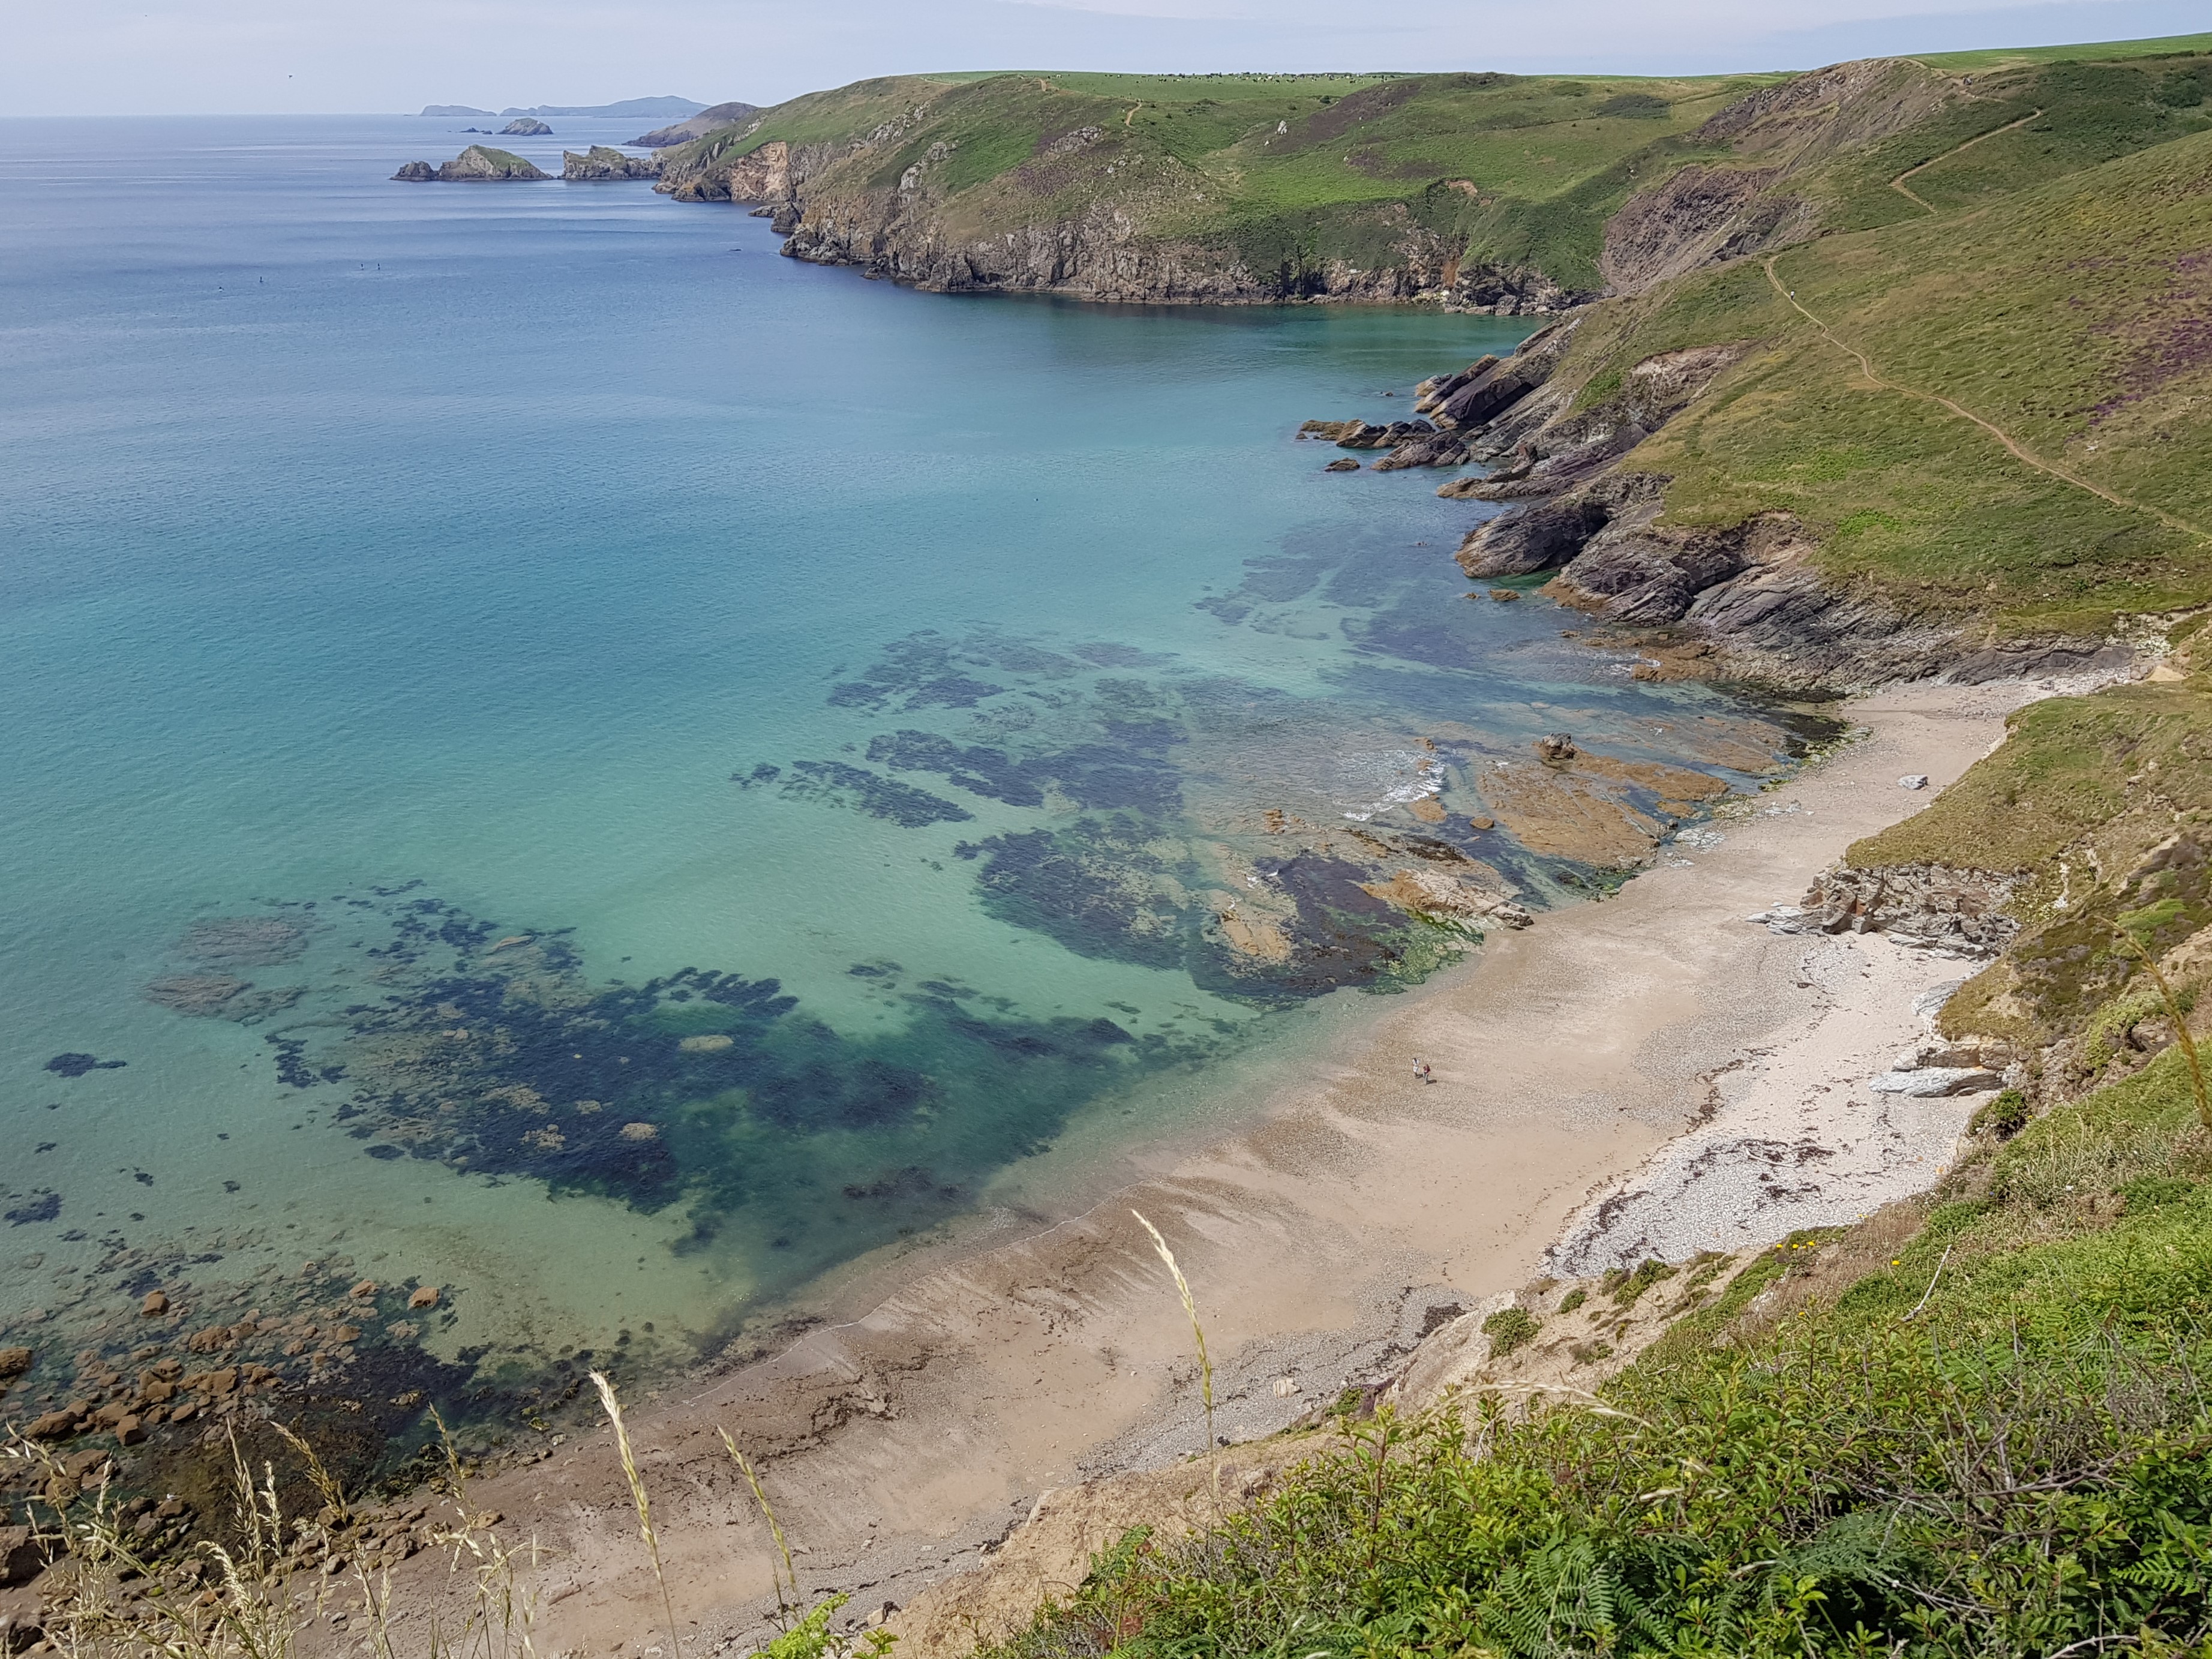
[0,116,1805,1409]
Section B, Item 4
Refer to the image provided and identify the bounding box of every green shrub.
[1557,1286,1588,1312]
[1970,1086,2032,1139]
[1481,1307,1541,1358]
[1607,1257,1677,1306]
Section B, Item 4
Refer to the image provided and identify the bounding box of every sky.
[1,0,2206,116]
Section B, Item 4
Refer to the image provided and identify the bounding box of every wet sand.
[362,680,2051,1657]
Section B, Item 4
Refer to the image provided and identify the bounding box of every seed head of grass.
[1132,1209,1217,1499]
[592,1370,680,1658]
[719,1427,797,1618]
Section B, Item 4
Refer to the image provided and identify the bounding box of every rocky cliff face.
[1598,58,1956,296]
[1434,303,2139,689]
[563,146,662,181]
[656,97,1590,310]
[785,200,1582,308]
[630,101,761,148]
[648,58,1971,312]
[394,146,550,182]
[1789,864,2023,955]
[1455,461,2136,689]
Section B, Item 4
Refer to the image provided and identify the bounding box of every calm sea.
[0,115,1803,1427]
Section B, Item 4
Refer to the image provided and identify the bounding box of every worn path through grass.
[1760,252,2210,544]
[1888,106,2046,211]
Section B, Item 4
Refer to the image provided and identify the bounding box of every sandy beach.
[358,678,2056,1658]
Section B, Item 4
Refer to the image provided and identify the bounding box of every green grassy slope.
[1921,28,2212,70]
[662,65,1788,292]
[1541,56,2212,637]
[660,38,2212,312]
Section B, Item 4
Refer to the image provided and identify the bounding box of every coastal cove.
[1,116,1829,1485]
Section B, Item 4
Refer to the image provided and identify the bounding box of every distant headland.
[415,96,706,120]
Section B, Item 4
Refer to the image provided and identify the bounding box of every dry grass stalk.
[1131,1209,1217,1500]
[590,1370,682,1658]
[5,1413,548,1659]
[717,1428,796,1618]
[269,1420,349,1528]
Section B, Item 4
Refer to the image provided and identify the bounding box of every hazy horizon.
[2,0,2205,119]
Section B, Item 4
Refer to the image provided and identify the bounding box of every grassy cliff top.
[1920,28,2212,70]
[662,64,1791,289]
[1541,49,2212,637]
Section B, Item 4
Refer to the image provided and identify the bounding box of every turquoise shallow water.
[0,116,1816,1427]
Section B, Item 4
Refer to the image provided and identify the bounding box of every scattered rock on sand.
[1898,774,1929,790]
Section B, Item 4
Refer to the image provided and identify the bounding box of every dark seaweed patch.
[1202,851,1449,1001]
[780,761,974,827]
[865,728,1183,814]
[962,816,1193,972]
[825,634,1009,712]
[194,890,1232,1315]
[44,1053,125,1077]
[5,1191,60,1225]
[866,731,1049,806]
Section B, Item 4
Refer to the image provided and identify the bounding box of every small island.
[562,146,662,181]
[500,117,553,136]
[391,146,551,182]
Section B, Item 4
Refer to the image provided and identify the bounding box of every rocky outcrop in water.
[393,146,550,182]
[501,118,553,136]
[1373,432,1472,471]
[563,146,662,180]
